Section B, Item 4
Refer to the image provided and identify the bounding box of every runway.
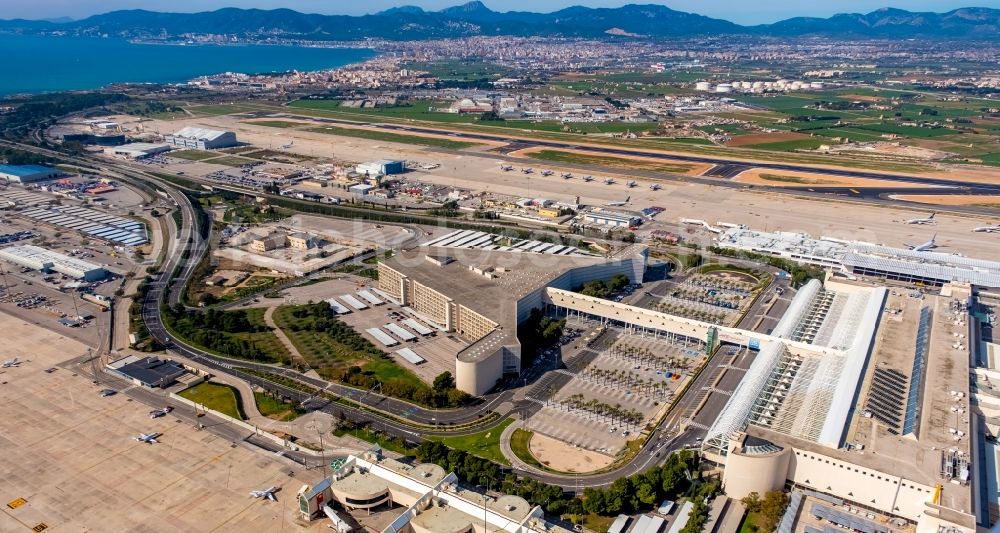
[264,111,1000,195]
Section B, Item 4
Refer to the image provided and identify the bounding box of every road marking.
[6,498,26,509]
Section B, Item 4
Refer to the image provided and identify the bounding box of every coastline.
[0,34,380,96]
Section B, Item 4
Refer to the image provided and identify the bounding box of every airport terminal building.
[715,228,1000,288]
[377,242,647,395]
[298,447,570,532]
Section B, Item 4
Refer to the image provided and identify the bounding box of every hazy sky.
[11,0,983,25]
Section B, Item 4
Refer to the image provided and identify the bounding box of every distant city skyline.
[8,0,985,25]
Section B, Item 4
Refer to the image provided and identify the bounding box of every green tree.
[433,371,455,391]
[758,491,790,532]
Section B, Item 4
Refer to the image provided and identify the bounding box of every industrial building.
[297,447,570,533]
[0,245,106,280]
[104,143,171,159]
[356,159,405,177]
[61,132,126,146]
[582,208,642,228]
[0,164,60,184]
[716,227,1000,288]
[165,127,237,150]
[377,244,647,395]
[107,356,189,388]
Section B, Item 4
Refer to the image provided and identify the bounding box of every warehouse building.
[0,244,107,280]
[355,159,405,177]
[0,164,60,184]
[104,142,171,159]
[61,133,126,146]
[165,127,237,149]
[582,208,642,228]
[377,244,647,395]
[297,447,570,532]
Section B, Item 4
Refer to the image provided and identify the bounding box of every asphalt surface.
[268,111,1000,195]
[0,139,779,489]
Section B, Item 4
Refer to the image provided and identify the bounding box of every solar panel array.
[903,307,932,434]
[18,205,148,246]
[422,229,590,256]
[810,504,889,533]
[776,492,803,533]
[865,367,907,433]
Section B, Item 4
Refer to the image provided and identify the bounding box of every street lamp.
[480,475,494,533]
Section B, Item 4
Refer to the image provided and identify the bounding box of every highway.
[1,138,754,489]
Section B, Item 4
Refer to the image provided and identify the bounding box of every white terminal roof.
[717,228,1000,287]
[170,126,231,141]
[704,279,887,452]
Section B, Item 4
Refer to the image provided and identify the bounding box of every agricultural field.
[270,303,425,390]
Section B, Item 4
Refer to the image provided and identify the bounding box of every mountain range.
[1,2,998,40]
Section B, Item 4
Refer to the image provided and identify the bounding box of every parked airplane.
[604,177,616,185]
[582,175,594,182]
[626,180,637,188]
[250,487,279,501]
[650,184,662,191]
[905,234,938,252]
[606,196,631,207]
[134,432,161,444]
[500,165,513,172]
[973,225,1000,233]
[905,212,936,225]
[521,168,534,174]
[541,170,554,176]
[561,173,573,179]
[1,357,19,368]
[280,141,294,149]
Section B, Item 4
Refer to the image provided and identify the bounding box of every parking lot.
[637,270,763,326]
[524,327,705,457]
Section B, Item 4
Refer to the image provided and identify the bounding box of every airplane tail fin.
[625,196,630,202]
[930,212,936,219]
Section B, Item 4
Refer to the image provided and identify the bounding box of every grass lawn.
[169,149,219,161]
[527,149,692,174]
[738,510,759,533]
[333,426,413,455]
[246,120,312,128]
[305,125,477,149]
[254,392,305,421]
[209,155,259,167]
[576,513,618,533]
[227,308,290,360]
[432,417,514,465]
[179,381,245,420]
[509,428,543,468]
[186,103,262,116]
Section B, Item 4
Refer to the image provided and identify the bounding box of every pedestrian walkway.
[263,306,307,365]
